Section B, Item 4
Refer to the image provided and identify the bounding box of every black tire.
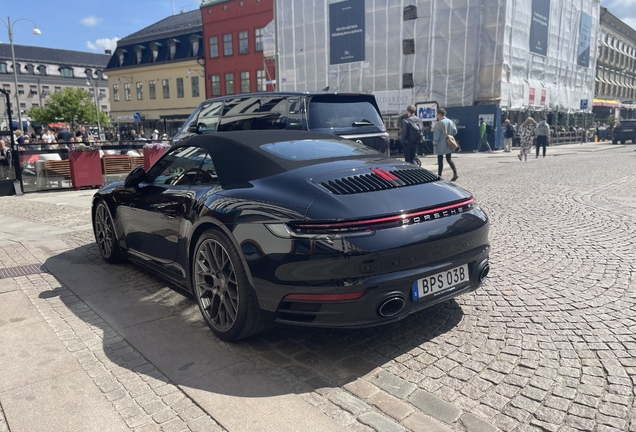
[192,230,266,341]
[621,140,626,144]
[93,201,124,263]
[612,140,617,144]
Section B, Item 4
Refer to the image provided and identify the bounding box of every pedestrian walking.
[518,117,537,162]
[474,118,492,153]
[0,139,9,179]
[401,105,423,164]
[503,119,514,152]
[535,118,550,158]
[433,108,458,181]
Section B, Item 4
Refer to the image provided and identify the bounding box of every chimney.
[105,49,112,55]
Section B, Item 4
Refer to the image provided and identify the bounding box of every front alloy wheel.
[93,201,123,263]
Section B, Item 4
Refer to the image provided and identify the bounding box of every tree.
[26,87,109,128]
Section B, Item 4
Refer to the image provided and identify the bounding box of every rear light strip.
[283,291,365,302]
[292,197,475,232]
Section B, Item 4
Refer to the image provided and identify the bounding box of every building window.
[240,71,250,93]
[166,38,180,60]
[0,63,7,74]
[99,89,106,99]
[256,70,266,92]
[29,85,37,95]
[124,83,131,101]
[255,28,264,52]
[223,34,233,56]
[189,35,201,57]
[403,39,415,55]
[191,76,200,98]
[150,42,162,62]
[32,103,39,108]
[177,77,184,98]
[101,105,108,112]
[38,65,47,76]
[134,45,145,64]
[136,82,143,100]
[209,36,219,58]
[225,73,234,94]
[54,86,61,93]
[402,73,414,88]
[163,79,170,98]
[403,5,417,20]
[42,85,50,96]
[211,75,221,96]
[60,67,74,78]
[239,31,249,54]
[149,81,156,99]
[18,85,24,95]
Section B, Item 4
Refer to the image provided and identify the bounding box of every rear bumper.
[261,245,489,328]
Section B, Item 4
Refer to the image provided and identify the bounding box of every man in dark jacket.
[401,105,423,164]
[56,126,74,143]
[503,119,514,152]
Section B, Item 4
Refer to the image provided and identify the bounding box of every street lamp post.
[0,17,41,134]
[86,78,101,139]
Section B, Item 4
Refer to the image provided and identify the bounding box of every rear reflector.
[283,291,365,302]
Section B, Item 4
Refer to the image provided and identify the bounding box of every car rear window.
[261,139,378,160]
[308,96,384,129]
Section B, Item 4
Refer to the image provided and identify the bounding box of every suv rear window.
[308,96,384,129]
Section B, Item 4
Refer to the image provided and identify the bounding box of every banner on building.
[577,12,592,67]
[374,90,411,114]
[529,0,550,56]
[329,0,366,65]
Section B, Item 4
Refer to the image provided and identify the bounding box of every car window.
[197,102,223,132]
[261,139,378,160]
[193,153,219,186]
[308,96,384,129]
[146,146,207,186]
[218,97,291,131]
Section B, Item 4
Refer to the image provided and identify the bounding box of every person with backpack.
[433,108,459,181]
[503,119,514,152]
[401,105,423,164]
[536,118,550,158]
[474,118,492,153]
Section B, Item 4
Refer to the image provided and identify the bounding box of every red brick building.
[200,0,275,99]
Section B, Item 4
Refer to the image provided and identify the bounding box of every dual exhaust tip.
[377,260,490,318]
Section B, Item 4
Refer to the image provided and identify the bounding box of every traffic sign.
[133,112,141,123]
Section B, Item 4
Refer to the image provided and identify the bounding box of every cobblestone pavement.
[1,144,635,431]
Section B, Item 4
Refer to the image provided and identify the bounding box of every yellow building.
[105,10,205,139]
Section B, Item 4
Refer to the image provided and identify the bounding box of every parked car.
[612,120,636,144]
[173,92,389,153]
[92,131,490,341]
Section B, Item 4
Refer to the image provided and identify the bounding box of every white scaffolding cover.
[265,0,600,113]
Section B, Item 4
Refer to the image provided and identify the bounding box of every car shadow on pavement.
[40,243,465,400]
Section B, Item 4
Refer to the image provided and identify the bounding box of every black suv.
[173,92,389,152]
[612,120,636,144]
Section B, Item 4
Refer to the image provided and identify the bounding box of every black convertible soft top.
[172,130,382,187]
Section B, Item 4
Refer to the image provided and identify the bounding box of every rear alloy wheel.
[93,201,124,263]
[193,230,264,341]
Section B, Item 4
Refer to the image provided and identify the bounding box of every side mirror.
[187,125,198,133]
[124,165,146,188]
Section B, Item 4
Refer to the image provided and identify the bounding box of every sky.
[0,0,635,54]
[0,0,201,53]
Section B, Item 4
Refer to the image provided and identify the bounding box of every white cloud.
[81,16,102,27]
[86,37,120,53]
[623,17,636,29]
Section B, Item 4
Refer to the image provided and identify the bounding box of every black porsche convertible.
[92,131,490,341]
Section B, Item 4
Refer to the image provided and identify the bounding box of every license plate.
[623,128,633,132]
[412,264,469,301]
